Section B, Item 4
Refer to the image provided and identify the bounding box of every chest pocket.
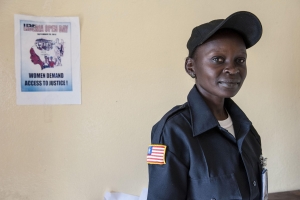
[187,173,242,200]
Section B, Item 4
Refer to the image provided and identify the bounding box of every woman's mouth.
[218,80,241,89]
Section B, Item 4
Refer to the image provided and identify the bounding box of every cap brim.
[221,11,262,48]
[202,11,263,49]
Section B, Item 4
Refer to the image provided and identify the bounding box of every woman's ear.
[185,57,196,78]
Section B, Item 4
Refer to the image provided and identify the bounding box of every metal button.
[211,198,216,200]
[253,181,257,186]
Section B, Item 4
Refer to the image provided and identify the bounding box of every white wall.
[0,0,299,199]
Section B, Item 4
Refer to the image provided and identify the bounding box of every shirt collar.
[187,85,252,140]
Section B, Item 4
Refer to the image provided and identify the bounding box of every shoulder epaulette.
[151,103,186,144]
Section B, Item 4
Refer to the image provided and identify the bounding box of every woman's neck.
[197,86,228,120]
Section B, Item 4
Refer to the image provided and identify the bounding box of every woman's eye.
[237,58,246,64]
[212,57,224,63]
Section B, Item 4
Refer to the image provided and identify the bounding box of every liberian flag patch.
[147,144,167,165]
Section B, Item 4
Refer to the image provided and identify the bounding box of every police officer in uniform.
[147,11,266,200]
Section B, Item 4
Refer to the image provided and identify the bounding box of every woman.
[147,11,266,199]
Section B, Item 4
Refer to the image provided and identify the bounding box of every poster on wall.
[14,14,81,105]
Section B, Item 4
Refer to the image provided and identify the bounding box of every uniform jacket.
[147,85,262,200]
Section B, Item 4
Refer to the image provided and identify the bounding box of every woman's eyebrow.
[238,51,247,56]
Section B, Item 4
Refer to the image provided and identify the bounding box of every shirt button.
[211,199,216,200]
[253,181,257,186]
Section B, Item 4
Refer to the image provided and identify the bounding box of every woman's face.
[187,30,247,100]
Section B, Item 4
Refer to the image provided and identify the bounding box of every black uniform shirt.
[148,85,262,200]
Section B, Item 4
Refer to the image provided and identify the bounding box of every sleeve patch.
[147,144,167,165]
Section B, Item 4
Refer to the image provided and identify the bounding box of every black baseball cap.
[187,11,263,57]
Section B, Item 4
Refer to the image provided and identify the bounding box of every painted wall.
[0,0,299,199]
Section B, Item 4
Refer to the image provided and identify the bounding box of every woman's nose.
[223,63,239,74]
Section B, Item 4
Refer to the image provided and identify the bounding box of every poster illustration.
[14,14,81,105]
